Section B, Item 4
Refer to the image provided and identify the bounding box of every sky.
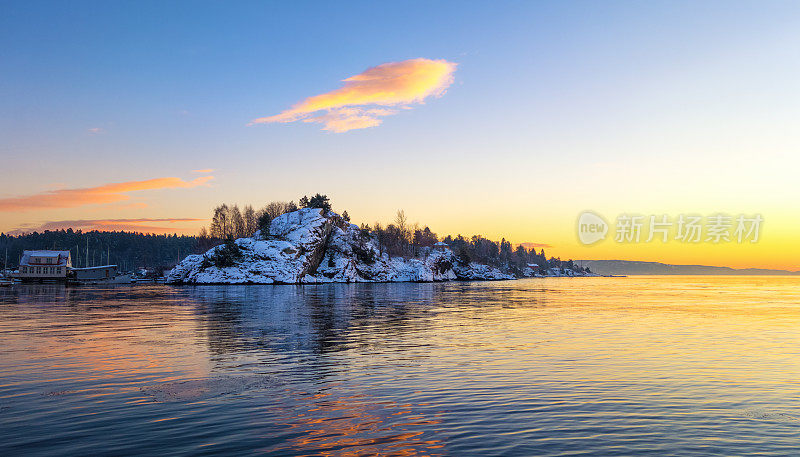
[1,1,799,270]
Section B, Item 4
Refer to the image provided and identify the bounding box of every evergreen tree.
[306,194,331,211]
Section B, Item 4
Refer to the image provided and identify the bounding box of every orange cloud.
[8,218,205,235]
[0,176,213,212]
[250,58,457,132]
[192,168,214,173]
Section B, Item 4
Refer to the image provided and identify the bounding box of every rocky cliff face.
[166,208,514,284]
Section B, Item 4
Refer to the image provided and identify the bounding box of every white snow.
[166,208,513,285]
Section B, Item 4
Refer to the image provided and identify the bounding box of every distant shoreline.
[577,259,799,276]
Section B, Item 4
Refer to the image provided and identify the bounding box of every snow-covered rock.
[166,208,513,285]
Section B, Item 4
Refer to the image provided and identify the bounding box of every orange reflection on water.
[264,391,445,456]
[0,285,211,392]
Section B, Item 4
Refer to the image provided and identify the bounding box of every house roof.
[20,250,71,267]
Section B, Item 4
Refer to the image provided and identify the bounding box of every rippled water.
[1,276,800,455]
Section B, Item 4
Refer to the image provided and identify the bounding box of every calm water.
[1,276,800,456]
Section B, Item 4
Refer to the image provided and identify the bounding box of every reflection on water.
[1,277,800,455]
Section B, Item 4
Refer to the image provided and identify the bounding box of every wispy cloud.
[0,176,214,212]
[88,127,103,134]
[250,58,457,132]
[191,168,215,173]
[8,218,204,235]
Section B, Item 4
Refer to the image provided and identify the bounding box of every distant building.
[16,250,72,281]
[432,241,449,250]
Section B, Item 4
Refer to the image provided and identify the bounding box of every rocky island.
[167,208,514,284]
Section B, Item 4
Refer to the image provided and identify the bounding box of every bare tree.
[243,205,257,237]
[263,201,292,220]
[394,210,409,254]
[394,210,407,238]
[210,204,230,239]
[231,205,246,239]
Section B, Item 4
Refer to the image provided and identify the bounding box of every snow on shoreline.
[166,208,514,285]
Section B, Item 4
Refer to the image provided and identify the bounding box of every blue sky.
[2,1,799,268]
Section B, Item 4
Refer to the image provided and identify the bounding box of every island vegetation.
[194,194,589,279]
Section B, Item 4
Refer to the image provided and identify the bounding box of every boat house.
[16,250,72,281]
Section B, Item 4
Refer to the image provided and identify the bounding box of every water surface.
[1,276,799,455]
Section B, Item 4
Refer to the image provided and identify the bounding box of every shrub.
[352,244,376,264]
[456,247,471,265]
[433,258,453,275]
[209,238,243,268]
[256,212,272,236]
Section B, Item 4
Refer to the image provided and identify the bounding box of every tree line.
[0,229,199,273]
[361,209,584,275]
[201,196,586,275]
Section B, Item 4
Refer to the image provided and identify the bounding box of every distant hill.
[578,260,800,276]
